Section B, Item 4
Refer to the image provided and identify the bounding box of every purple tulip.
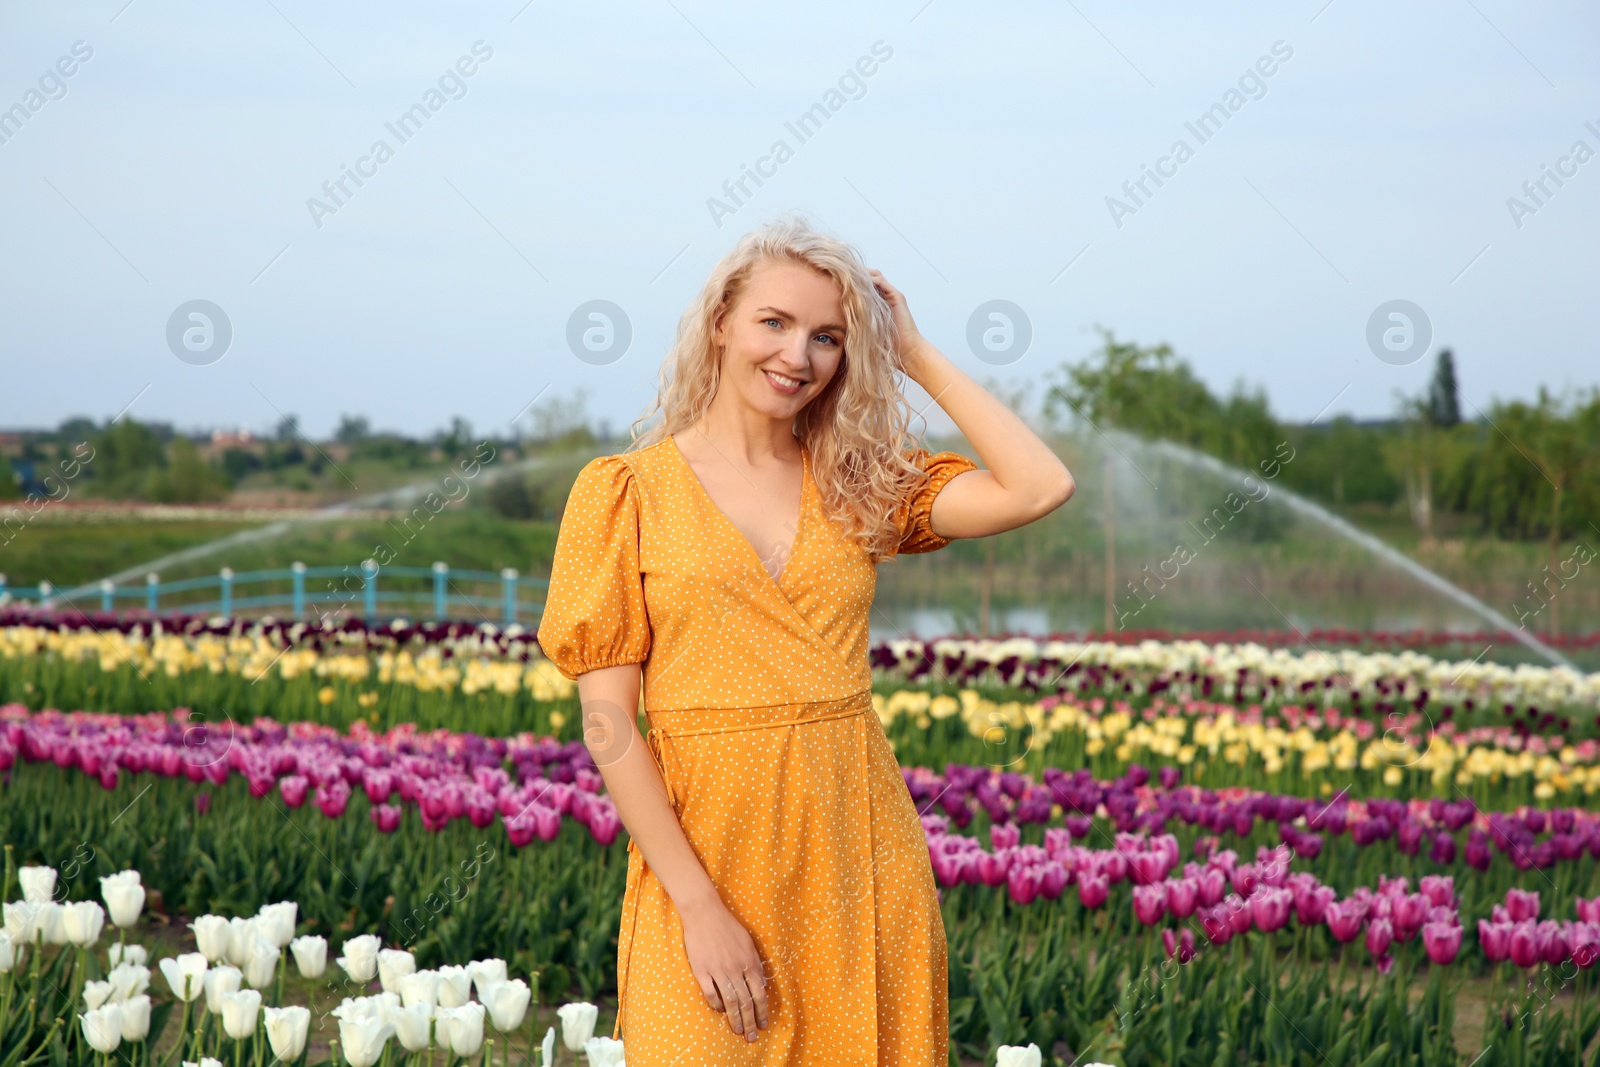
[1223,894,1253,935]
[1571,923,1599,969]
[1505,888,1541,922]
[1509,921,1544,968]
[369,804,402,833]
[1251,887,1292,934]
[1479,919,1513,962]
[280,775,309,808]
[1129,883,1164,925]
[1326,900,1364,943]
[1295,885,1335,927]
[1539,920,1569,965]
[1421,921,1461,964]
[315,780,350,819]
[1392,893,1428,943]
[989,823,1021,851]
[1077,872,1110,909]
[1199,906,1233,945]
[1365,917,1393,961]
[1161,926,1196,963]
[1165,877,1199,919]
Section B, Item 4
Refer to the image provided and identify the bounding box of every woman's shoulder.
[572,440,676,497]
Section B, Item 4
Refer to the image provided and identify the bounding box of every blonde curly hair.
[628,213,929,562]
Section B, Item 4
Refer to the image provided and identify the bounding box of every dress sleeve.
[894,448,980,555]
[535,456,652,681]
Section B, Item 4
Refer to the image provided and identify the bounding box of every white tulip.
[437,1003,485,1057]
[4,902,40,945]
[182,1059,224,1067]
[109,943,148,967]
[996,1044,1043,1067]
[256,902,298,949]
[160,954,208,1002]
[482,979,531,1032]
[584,1036,626,1067]
[337,935,380,984]
[376,949,416,992]
[540,1026,556,1067]
[435,965,472,1007]
[83,980,115,1010]
[264,1005,311,1060]
[79,1004,123,1053]
[62,901,106,948]
[120,995,152,1041]
[108,962,151,1001]
[100,871,145,928]
[202,964,242,1015]
[337,1013,394,1067]
[18,866,57,905]
[396,969,440,1009]
[290,935,327,979]
[190,915,231,962]
[226,917,260,967]
[466,958,507,999]
[556,1002,598,1051]
[220,989,262,1040]
[243,939,278,990]
[0,932,16,973]
[37,902,68,945]
[390,1001,433,1052]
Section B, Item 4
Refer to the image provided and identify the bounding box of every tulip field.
[2,614,1600,1064]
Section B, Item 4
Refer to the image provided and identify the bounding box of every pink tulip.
[1326,901,1364,944]
[1197,868,1227,908]
[1229,893,1256,936]
[503,808,536,848]
[1164,877,1199,919]
[1251,887,1292,934]
[1365,918,1393,961]
[989,823,1020,851]
[1199,905,1234,945]
[280,775,309,808]
[1571,923,1599,969]
[1479,919,1513,963]
[362,769,394,804]
[315,780,350,819]
[1422,921,1461,964]
[1133,884,1166,925]
[1077,873,1109,910]
[1577,897,1600,925]
[1008,864,1041,906]
[1419,875,1456,909]
[1539,920,1569,965]
[1295,885,1335,927]
[1509,921,1544,968]
[1392,893,1428,943]
[1505,888,1541,922]
[532,803,562,843]
[1230,864,1258,898]
[369,804,402,833]
[1039,862,1068,901]
[977,853,1009,888]
[1161,927,1196,964]
[588,804,622,847]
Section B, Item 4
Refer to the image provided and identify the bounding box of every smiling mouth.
[763,369,807,390]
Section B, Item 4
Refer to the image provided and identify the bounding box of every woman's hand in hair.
[868,268,935,381]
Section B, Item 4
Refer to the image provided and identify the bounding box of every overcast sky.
[2,0,1596,440]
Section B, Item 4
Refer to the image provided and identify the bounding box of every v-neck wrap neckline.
[667,433,809,591]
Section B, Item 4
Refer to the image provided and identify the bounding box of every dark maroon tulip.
[194,791,211,815]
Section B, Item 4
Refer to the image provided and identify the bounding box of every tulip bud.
[63,901,106,947]
[203,965,243,1015]
[290,935,327,979]
[377,949,416,993]
[100,871,146,929]
[438,1003,485,1057]
[584,1036,627,1067]
[264,1006,311,1060]
[189,915,230,963]
[120,995,152,1042]
[556,1002,598,1051]
[337,935,380,984]
[221,989,262,1040]
[483,979,531,1032]
[160,954,208,1002]
[79,1004,123,1054]
[18,866,57,905]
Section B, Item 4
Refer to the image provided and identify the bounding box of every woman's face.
[712,259,847,421]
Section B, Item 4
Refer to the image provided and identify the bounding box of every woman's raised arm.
[870,269,1076,540]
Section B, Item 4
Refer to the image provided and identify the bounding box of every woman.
[535,214,1074,1064]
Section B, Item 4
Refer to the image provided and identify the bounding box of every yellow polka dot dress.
[536,436,977,1065]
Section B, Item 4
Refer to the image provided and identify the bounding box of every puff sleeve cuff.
[894,448,980,556]
[535,456,652,681]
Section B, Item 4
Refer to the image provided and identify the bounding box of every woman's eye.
[764,318,783,328]
[816,333,838,346]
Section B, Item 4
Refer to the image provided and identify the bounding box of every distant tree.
[275,414,301,442]
[438,416,473,459]
[336,414,371,444]
[221,447,262,484]
[146,437,229,503]
[91,418,167,498]
[1427,350,1461,428]
[487,475,540,520]
[56,416,98,444]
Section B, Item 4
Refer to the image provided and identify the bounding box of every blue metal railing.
[0,562,546,627]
